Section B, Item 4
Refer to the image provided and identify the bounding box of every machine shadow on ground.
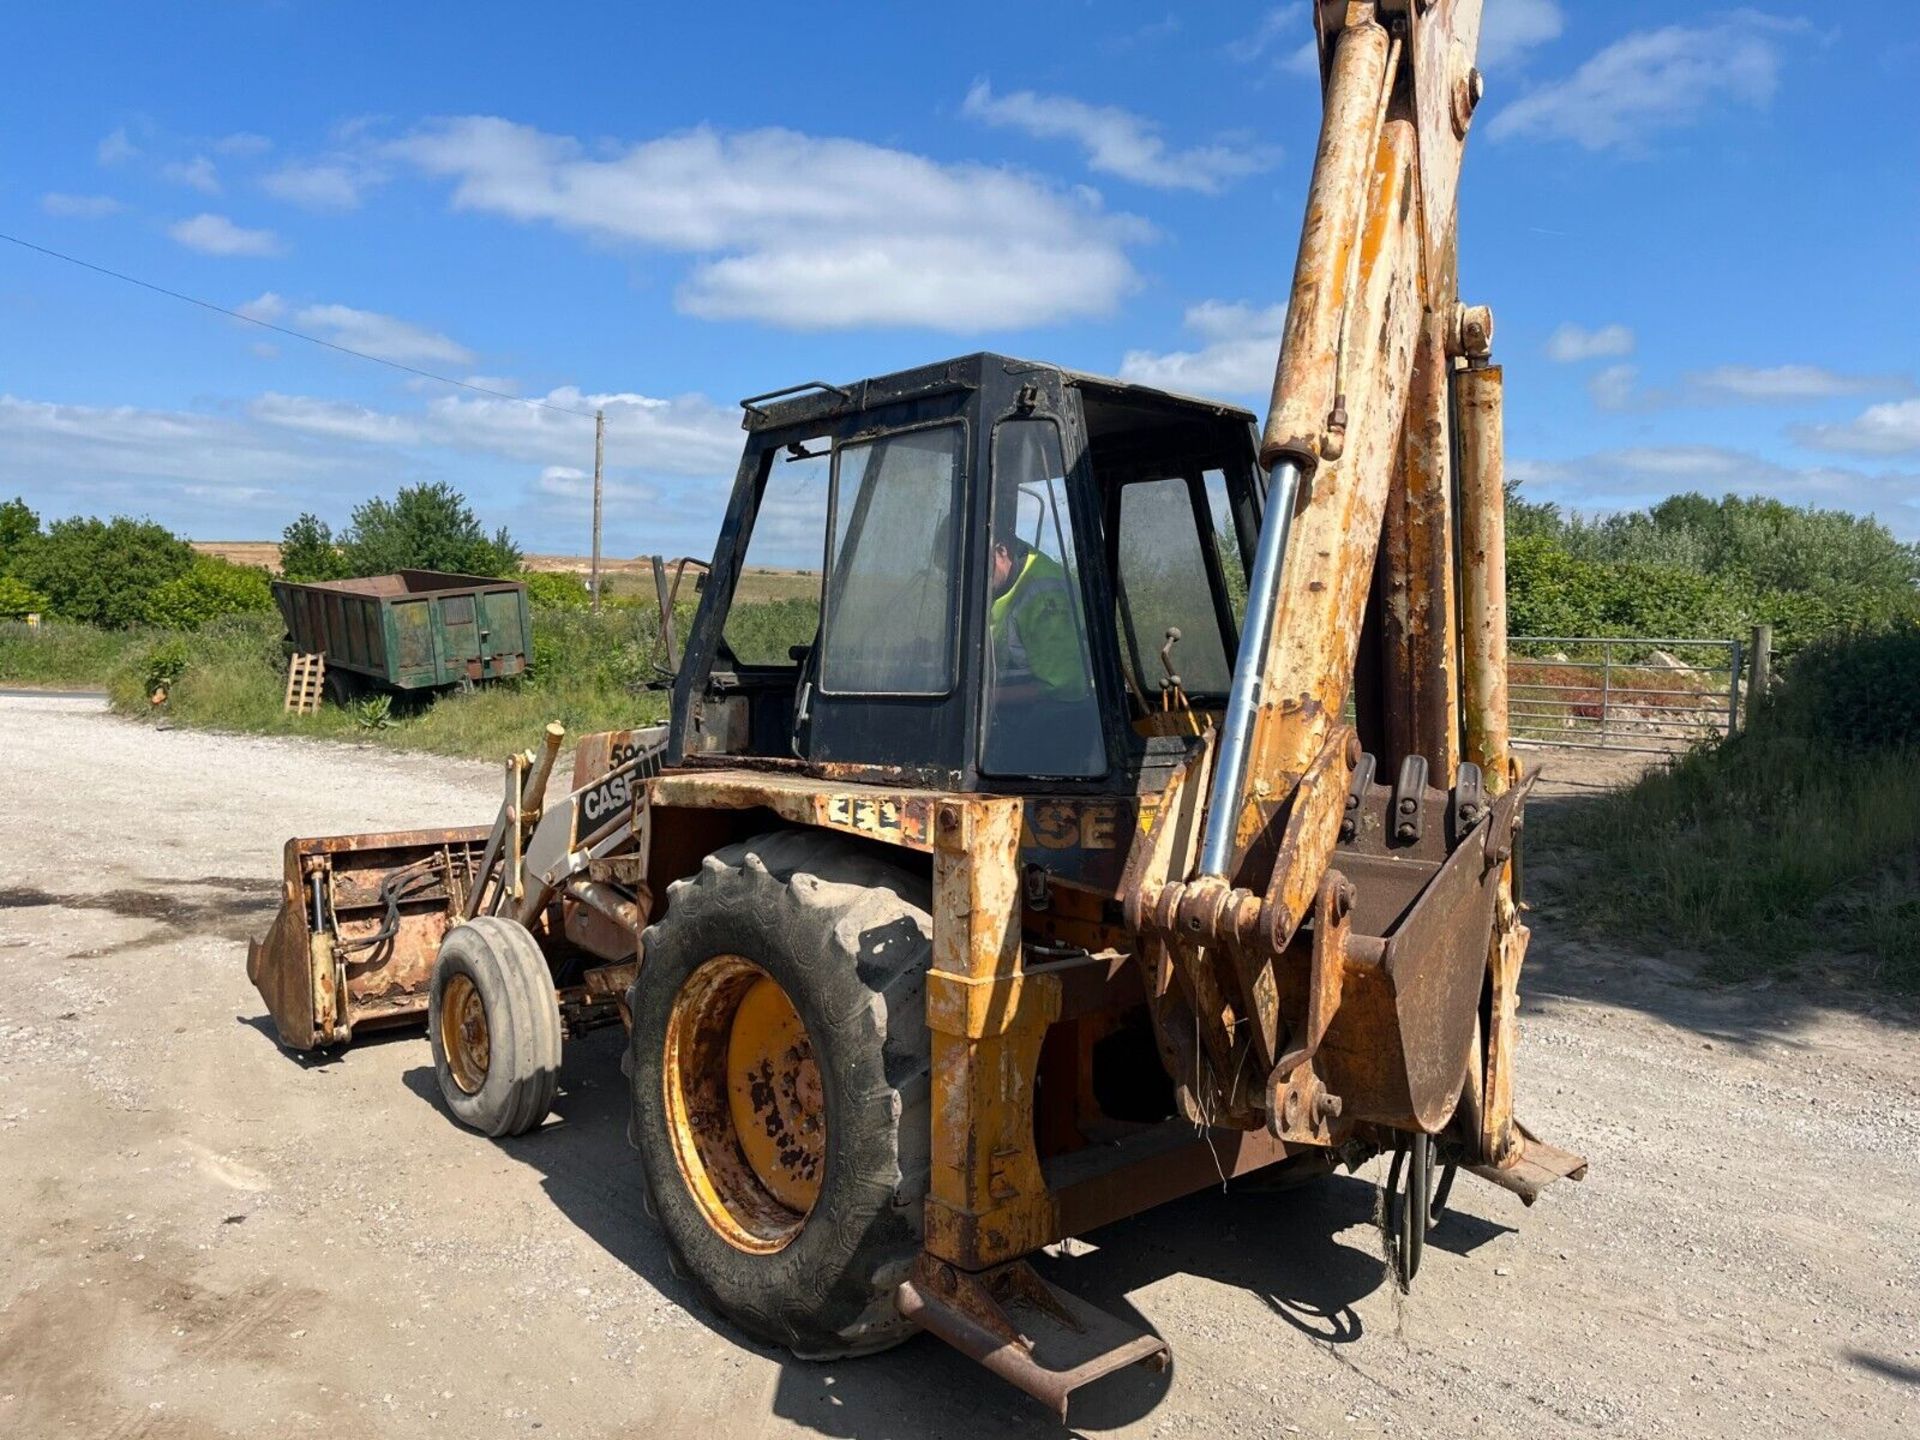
[395,1028,1511,1438]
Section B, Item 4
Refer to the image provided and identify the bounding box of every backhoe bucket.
[247,826,491,1050]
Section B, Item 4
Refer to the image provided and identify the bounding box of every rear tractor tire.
[428,916,562,1138]
[627,831,933,1360]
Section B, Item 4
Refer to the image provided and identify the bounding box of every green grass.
[1544,622,1920,994]
[1,611,669,764]
[1544,730,1920,994]
[0,619,146,687]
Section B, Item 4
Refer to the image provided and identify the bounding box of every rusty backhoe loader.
[247,0,1583,1417]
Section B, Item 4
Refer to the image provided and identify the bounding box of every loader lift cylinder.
[1198,459,1302,878]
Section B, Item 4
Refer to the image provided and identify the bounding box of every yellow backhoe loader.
[247,1,1584,1417]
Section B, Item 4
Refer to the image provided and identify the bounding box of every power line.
[0,229,599,420]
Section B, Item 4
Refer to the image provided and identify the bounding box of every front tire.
[628,831,932,1359]
[428,916,562,1138]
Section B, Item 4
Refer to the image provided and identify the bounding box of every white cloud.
[1479,0,1565,70]
[160,155,221,194]
[245,383,742,477]
[1687,365,1911,403]
[168,212,285,257]
[536,463,654,507]
[40,193,123,219]
[213,132,273,157]
[961,81,1275,193]
[1489,13,1804,151]
[1546,322,1635,362]
[1119,300,1286,397]
[391,116,1145,331]
[1231,5,1308,63]
[426,388,742,474]
[237,291,286,322]
[1511,445,1920,538]
[249,392,422,445]
[263,161,371,211]
[0,392,339,508]
[97,127,139,166]
[1796,399,1920,456]
[1588,363,1640,412]
[291,303,474,366]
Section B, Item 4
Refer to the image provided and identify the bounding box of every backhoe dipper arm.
[1195,0,1488,929]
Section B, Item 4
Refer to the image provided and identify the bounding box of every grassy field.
[1,611,670,764]
[1540,624,1920,994]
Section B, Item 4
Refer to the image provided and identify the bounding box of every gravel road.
[1,694,1915,1438]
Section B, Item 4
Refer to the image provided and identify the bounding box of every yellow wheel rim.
[663,956,825,1254]
[440,972,490,1095]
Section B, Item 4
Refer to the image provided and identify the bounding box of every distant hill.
[190,542,817,602]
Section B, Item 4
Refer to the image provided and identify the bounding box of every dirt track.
[2,694,1916,1438]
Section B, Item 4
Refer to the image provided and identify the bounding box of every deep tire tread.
[628,830,933,1360]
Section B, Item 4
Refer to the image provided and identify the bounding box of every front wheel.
[428,916,561,1137]
[627,831,932,1359]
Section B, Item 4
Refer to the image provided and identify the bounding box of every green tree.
[278,512,349,582]
[1502,477,1564,543]
[9,515,195,628]
[0,496,38,572]
[340,482,521,578]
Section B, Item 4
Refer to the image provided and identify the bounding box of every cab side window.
[981,419,1106,778]
[724,444,827,667]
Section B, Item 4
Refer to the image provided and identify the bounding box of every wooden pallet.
[285,652,326,715]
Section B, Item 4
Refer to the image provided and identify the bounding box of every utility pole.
[590,408,605,614]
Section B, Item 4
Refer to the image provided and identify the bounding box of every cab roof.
[737,351,1256,435]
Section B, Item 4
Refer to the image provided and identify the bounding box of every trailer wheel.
[323,668,362,706]
[627,831,931,1359]
[428,916,562,1138]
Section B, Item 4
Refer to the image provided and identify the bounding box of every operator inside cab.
[989,533,1086,708]
[980,425,1106,779]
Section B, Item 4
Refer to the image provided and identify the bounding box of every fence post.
[1748,624,1772,716]
[1599,639,1612,748]
[1727,638,1744,737]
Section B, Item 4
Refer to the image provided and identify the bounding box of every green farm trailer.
[271,570,530,697]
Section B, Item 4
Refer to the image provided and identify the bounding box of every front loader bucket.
[247,826,491,1050]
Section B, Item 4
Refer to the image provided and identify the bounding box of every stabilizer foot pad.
[896,1256,1169,1421]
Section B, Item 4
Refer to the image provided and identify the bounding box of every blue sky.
[3,1,1917,562]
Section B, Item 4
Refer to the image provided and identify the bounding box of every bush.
[142,636,191,698]
[0,575,47,617]
[143,555,276,629]
[341,482,520,577]
[9,515,195,628]
[1763,618,1920,751]
[520,569,592,611]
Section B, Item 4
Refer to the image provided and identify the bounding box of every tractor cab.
[671,353,1264,798]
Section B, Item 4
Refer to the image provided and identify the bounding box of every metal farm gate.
[1508,636,1745,753]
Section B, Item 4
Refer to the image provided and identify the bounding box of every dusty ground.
[1,696,1915,1439]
